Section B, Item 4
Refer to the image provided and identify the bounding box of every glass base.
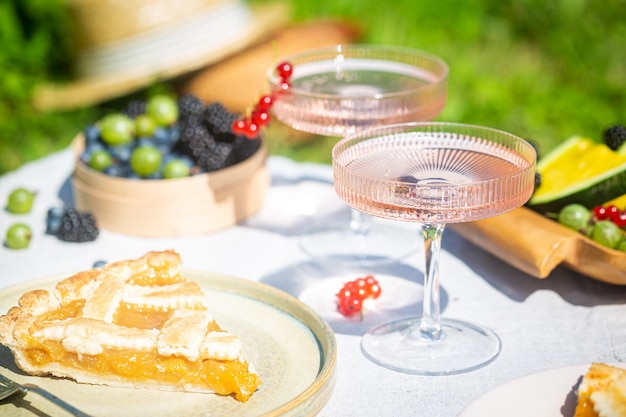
[361,317,501,375]
[298,218,419,267]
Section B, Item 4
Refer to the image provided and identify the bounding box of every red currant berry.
[363,275,381,299]
[364,275,378,286]
[342,280,358,293]
[276,61,293,81]
[607,205,621,222]
[614,211,626,228]
[337,295,363,316]
[593,205,608,221]
[231,119,247,135]
[367,283,382,299]
[251,109,270,126]
[337,285,354,300]
[243,121,259,139]
[350,278,366,298]
[257,94,274,110]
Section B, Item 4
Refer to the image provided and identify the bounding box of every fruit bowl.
[450,207,626,285]
[71,135,269,237]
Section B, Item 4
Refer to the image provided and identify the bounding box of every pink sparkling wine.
[333,130,536,223]
[269,48,448,137]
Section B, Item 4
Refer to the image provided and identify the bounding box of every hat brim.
[33,1,290,112]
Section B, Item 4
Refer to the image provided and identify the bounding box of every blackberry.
[175,119,208,156]
[196,140,235,172]
[203,102,237,140]
[232,135,261,164]
[121,99,147,118]
[603,124,626,151]
[534,172,541,190]
[56,208,99,242]
[178,94,205,119]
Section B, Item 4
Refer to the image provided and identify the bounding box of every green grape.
[591,220,623,249]
[130,146,162,177]
[617,240,626,252]
[5,223,32,249]
[163,159,190,179]
[146,95,179,126]
[88,149,113,171]
[135,114,157,137]
[100,114,135,145]
[557,203,591,232]
[7,188,35,214]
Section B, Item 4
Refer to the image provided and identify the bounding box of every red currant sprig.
[231,61,293,140]
[336,275,382,317]
[275,61,293,90]
[594,204,626,228]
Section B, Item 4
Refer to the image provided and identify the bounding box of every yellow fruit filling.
[23,339,260,402]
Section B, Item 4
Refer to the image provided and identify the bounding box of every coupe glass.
[332,122,537,374]
[268,44,448,265]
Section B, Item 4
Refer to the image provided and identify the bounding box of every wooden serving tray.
[449,207,626,285]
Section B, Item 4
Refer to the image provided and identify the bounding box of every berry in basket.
[80,94,261,180]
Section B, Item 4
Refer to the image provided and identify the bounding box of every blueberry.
[83,142,105,161]
[104,164,125,177]
[46,207,65,235]
[125,171,141,180]
[47,206,65,220]
[153,127,169,143]
[168,125,180,143]
[136,137,154,148]
[108,144,134,162]
[46,217,61,235]
[84,124,101,145]
[153,127,177,153]
[179,154,194,168]
[144,171,163,180]
[92,260,108,268]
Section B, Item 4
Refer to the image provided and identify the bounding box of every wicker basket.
[71,136,269,237]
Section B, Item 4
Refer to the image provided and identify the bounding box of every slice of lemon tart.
[0,250,261,402]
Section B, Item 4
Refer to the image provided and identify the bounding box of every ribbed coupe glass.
[332,122,537,374]
[268,44,449,264]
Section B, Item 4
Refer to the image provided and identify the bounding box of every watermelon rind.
[528,135,626,214]
[528,161,626,214]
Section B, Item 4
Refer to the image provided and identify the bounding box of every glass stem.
[349,209,372,238]
[418,222,445,341]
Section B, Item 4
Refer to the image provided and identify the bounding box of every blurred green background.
[1,0,624,175]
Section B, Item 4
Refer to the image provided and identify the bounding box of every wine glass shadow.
[245,171,350,238]
[259,259,449,336]
[57,175,75,208]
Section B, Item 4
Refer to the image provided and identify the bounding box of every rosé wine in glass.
[268,45,449,265]
[333,122,536,374]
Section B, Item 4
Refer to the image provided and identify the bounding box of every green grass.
[0,0,624,173]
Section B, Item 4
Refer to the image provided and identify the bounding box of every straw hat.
[33,0,289,111]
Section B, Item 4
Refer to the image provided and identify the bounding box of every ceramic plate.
[0,269,337,417]
[459,363,624,417]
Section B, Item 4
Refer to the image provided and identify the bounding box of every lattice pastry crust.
[0,250,261,402]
